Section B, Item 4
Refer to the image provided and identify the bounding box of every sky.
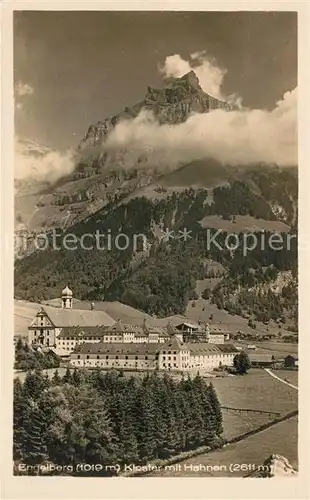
[14,11,297,152]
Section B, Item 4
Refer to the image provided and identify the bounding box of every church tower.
[62,285,73,309]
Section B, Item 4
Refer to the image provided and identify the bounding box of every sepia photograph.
[8,7,301,485]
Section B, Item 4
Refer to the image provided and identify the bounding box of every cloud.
[15,82,34,97]
[15,137,76,183]
[101,87,297,169]
[159,52,242,105]
[15,82,34,112]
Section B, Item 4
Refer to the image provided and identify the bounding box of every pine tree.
[13,378,31,462]
[206,382,223,436]
[188,388,206,448]
[134,386,158,460]
[24,405,48,468]
[115,377,140,464]
[117,414,139,464]
[72,368,82,386]
[85,400,119,472]
[90,368,106,391]
[23,369,47,400]
[62,367,73,384]
[51,369,61,385]
[191,374,217,444]
[172,389,187,451]
[144,374,168,458]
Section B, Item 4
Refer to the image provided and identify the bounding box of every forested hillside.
[15,168,297,325]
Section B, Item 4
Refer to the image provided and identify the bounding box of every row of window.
[73,360,151,367]
[77,354,152,360]
[59,336,166,342]
[191,354,231,359]
[34,330,48,335]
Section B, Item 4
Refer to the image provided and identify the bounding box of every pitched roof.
[175,321,200,330]
[216,344,239,353]
[57,322,170,339]
[38,306,115,328]
[48,346,71,357]
[182,343,238,355]
[160,335,188,351]
[248,353,274,362]
[186,343,221,355]
[285,354,298,360]
[72,342,160,356]
[58,326,111,338]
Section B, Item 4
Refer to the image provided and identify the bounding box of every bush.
[233,351,251,375]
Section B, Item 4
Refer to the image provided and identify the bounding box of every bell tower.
[61,285,73,309]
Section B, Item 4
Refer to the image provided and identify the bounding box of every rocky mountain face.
[14,71,233,251]
[79,71,231,150]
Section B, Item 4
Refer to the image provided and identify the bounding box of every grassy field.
[210,369,298,441]
[254,342,298,355]
[270,369,298,387]
[199,214,290,233]
[184,297,291,337]
[151,416,298,477]
[14,300,42,335]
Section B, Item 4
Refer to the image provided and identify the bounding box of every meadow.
[151,369,298,477]
[152,416,298,477]
[271,369,298,387]
[211,369,298,440]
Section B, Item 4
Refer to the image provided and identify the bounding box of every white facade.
[189,352,235,370]
[71,354,158,370]
[28,310,57,347]
[158,346,190,371]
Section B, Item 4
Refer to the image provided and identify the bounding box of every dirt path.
[264,368,298,391]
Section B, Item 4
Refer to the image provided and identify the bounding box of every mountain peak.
[175,70,201,90]
[80,71,231,149]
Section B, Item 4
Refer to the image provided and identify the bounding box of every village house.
[284,354,298,368]
[176,321,226,344]
[175,321,200,335]
[248,353,276,367]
